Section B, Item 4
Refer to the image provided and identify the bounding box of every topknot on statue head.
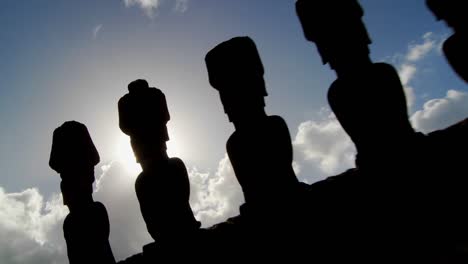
[118,79,171,141]
[128,79,149,93]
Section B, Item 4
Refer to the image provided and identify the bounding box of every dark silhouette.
[49,121,116,264]
[296,0,448,262]
[118,79,200,260]
[427,0,468,83]
[47,2,468,262]
[426,121,468,262]
[204,37,307,257]
[295,0,414,149]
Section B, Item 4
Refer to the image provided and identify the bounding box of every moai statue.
[296,0,417,167]
[205,37,304,256]
[426,1,468,259]
[427,0,468,83]
[295,0,440,261]
[118,79,200,253]
[49,121,115,264]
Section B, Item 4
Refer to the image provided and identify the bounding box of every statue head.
[296,0,372,70]
[49,121,98,210]
[426,0,466,31]
[205,36,268,125]
[49,121,99,182]
[118,79,171,162]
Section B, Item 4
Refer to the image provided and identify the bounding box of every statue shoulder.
[372,62,399,78]
[92,201,109,216]
[168,157,189,179]
[168,157,186,169]
[267,115,288,129]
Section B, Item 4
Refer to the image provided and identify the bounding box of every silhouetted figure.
[118,79,200,259]
[426,2,468,260]
[49,121,115,264]
[296,1,445,261]
[296,0,415,151]
[205,37,306,257]
[427,0,468,83]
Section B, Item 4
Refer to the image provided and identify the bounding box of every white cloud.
[399,64,417,87]
[292,161,301,175]
[0,188,68,264]
[411,90,468,133]
[404,85,416,109]
[0,164,151,263]
[95,156,244,257]
[123,0,190,18]
[0,154,244,263]
[293,111,356,183]
[395,32,445,109]
[289,33,449,185]
[399,64,416,108]
[189,155,244,227]
[2,90,466,263]
[93,24,103,39]
[124,0,161,18]
[406,32,437,62]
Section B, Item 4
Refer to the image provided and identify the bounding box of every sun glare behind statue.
[116,132,184,178]
[117,133,142,177]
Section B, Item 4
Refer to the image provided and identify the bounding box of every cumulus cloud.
[293,110,356,184]
[411,90,468,133]
[2,90,466,263]
[0,163,152,263]
[189,155,244,228]
[123,0,190,18]
[399,64,417,88]
[95,155,244,255]
[395,32,445,109]
[0,28,459,264]
[291,33,449,185]
[406,32,439,62]
[0,153,245,264]
[0,188,68,264]
[96,156,244,258]
[290,32,458,186]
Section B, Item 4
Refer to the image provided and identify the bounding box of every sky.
[1,0,468,263]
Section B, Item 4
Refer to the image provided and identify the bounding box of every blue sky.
[1,1,468,263]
